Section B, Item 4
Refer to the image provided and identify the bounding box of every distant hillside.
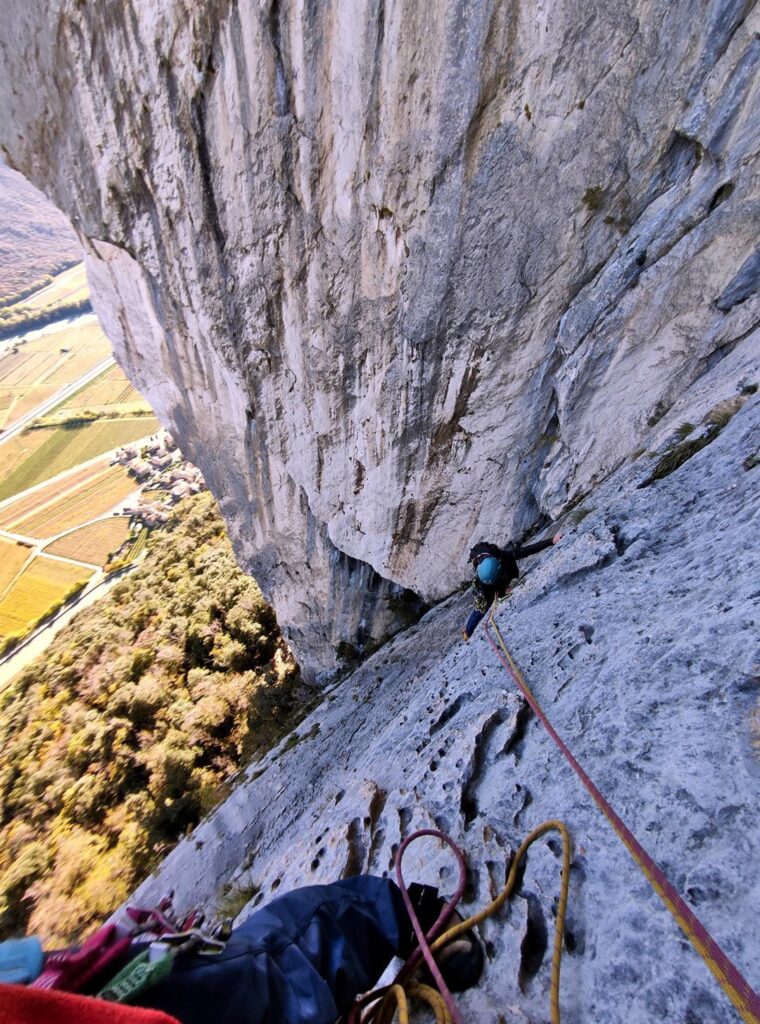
[0,163,81,301]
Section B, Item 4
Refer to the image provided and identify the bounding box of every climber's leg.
[463,608,485,639]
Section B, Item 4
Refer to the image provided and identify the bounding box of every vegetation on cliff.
[0,491,307,945]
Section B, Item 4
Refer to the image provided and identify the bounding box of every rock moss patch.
[640,396,746,487]
[216,879,261,920]
[279,721,321,756]
[582,185,605,211]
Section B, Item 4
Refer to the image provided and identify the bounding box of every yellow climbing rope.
[363,819,572,1024]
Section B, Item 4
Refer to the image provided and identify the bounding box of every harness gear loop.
[349,821,571,1024]
[484,606,760,1024]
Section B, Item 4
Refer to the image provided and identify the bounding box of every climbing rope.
[484,606,760,1024]
[347,820,571,1024]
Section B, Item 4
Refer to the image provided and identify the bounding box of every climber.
[0,875,483,1024]
[463,533,563,640]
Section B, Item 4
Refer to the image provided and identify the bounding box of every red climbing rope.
[394,829,467,1020]
[347,820,572,1024]
[484,609,760,1024]
[346,828,467,1024]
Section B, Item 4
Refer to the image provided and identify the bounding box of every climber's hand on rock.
[552,533,563,544]
[462,630,470,642]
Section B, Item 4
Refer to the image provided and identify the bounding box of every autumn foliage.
[0,491,306,944]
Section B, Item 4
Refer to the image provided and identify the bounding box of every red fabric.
[0,984,180,1024]
[32,924,132,992]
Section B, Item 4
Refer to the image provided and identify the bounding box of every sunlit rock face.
[124,376,760,1023]
[1,0,757,675]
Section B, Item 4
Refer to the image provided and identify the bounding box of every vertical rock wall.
[0,0,757,674]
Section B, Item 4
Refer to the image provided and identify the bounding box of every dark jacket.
[469,538,553,605]
[138,876,433,1024]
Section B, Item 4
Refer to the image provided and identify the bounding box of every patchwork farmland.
[0,262,207,666]
[0,216,189,664]
[0,458,109,527]
[8,466,138,539]
[0,416,159,500]
[0,426,52,490]
[46,518,131,567]
[0,318,110,430]
[59,361,145,417]
[0,556,94,640]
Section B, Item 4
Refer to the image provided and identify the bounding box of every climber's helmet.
[476,556,501,586]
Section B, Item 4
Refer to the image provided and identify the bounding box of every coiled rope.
[484,606,760,1024]
[348,819,571,1024]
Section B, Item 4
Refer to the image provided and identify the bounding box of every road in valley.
[0,353,115,444]
[0,560,143,693]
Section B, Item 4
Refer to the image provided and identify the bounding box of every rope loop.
[349,821,571,1024]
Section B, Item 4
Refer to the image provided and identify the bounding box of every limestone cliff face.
[0,1,757,674]
[124,362,760,1022]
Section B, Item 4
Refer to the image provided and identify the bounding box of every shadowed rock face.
[1,1,757,675]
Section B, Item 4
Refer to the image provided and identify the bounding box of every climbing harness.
[32,893,226,1002]
[347,820,571,1024]
[31,923,132,993]
[484,606,760,1024]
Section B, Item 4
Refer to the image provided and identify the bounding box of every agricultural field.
[0,426,52,491]
[9,466,138,539]
[0,458,109,528]
[0,382,59,427]
[55,361,149,419]
[0,416,159,501]
[0,318,111,430]
[0,555,94,640]
[17,263,88,313]
[46,518,131,567]
[0,539,33,597]
[121,526,149,564]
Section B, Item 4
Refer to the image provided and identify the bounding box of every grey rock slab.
[126,357,759,1022]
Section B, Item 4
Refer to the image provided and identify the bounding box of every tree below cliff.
[0,490,307,944]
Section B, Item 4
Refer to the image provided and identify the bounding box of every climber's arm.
[513,533,562,559]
